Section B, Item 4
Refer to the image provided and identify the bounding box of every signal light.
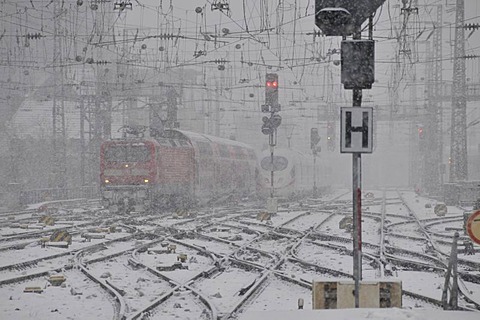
[261,116,273,135]
[265,73,279,108]
[311,128,321,154]
[327,122,335,151]
[266,81,278,87]
[270,114,282,128]
[418,127,424,139]
[261,114,282,135]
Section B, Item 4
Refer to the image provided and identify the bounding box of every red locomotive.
[100,129,257,212]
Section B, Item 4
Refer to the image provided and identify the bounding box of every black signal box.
[341,40,375,90]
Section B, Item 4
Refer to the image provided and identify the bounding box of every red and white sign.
[466,210,480,245]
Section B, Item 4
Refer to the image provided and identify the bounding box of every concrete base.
[240,309,480,320]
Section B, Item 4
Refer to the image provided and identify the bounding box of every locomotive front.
[257,148,315,198]
[257,149,294,197]
[100,139,158,212]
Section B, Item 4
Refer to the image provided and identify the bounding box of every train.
[256,148,317,199]
[100,129,257,212]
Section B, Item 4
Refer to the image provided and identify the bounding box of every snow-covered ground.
[1,189,479,319]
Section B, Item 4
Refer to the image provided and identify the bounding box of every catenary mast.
[449,0,467,182]
[52,0,67,188]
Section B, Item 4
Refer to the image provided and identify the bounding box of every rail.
[18,186,99,205]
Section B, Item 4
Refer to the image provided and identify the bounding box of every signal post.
[261,73,281,213]
[315,0,385,308]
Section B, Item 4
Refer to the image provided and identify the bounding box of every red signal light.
[418,127,424,139]
[265,73,279,108]
[266,81,278,87]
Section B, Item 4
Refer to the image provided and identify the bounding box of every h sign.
[340,107,373,153]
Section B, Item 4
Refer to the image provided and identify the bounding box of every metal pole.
[352,89,363,309]
[270,129,276,198]
[80,98,86,186]
[351,21,364,308]
[450,232,459,309]
[442,232,459,309]
[270,142,274,198]
[313,154,317,196]
[441,260,451,309]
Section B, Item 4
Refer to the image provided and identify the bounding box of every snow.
[1,191,480,319]
[191,267,259,313]
[0,269,115,320]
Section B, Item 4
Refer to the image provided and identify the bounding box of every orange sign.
[466,210,480,245]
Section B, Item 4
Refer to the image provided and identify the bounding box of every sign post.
[315,0,384,308]
[261,73,281,214]
[340,106,373,308]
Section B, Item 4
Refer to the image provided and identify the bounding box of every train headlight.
[144,179,149,183]
[105,179,110,184]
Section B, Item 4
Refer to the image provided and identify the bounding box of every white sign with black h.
[340,107,373,153]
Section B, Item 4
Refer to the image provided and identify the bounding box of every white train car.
[257,148,316,198]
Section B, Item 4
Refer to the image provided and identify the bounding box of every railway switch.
[38,215,55,226]
[82,233,106,241]
[48,230,72,247]
[39,237,50,247]
[24,287,43,294]
[156,262,188,271]
[256,212,271,222]
[87,227,111,233]
[161,241,169,247]
[48,275,66,286]
[177,253,187,262]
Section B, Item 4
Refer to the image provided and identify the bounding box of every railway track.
[1,190,480,318]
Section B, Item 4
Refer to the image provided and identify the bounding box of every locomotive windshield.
[104,145,150,163]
